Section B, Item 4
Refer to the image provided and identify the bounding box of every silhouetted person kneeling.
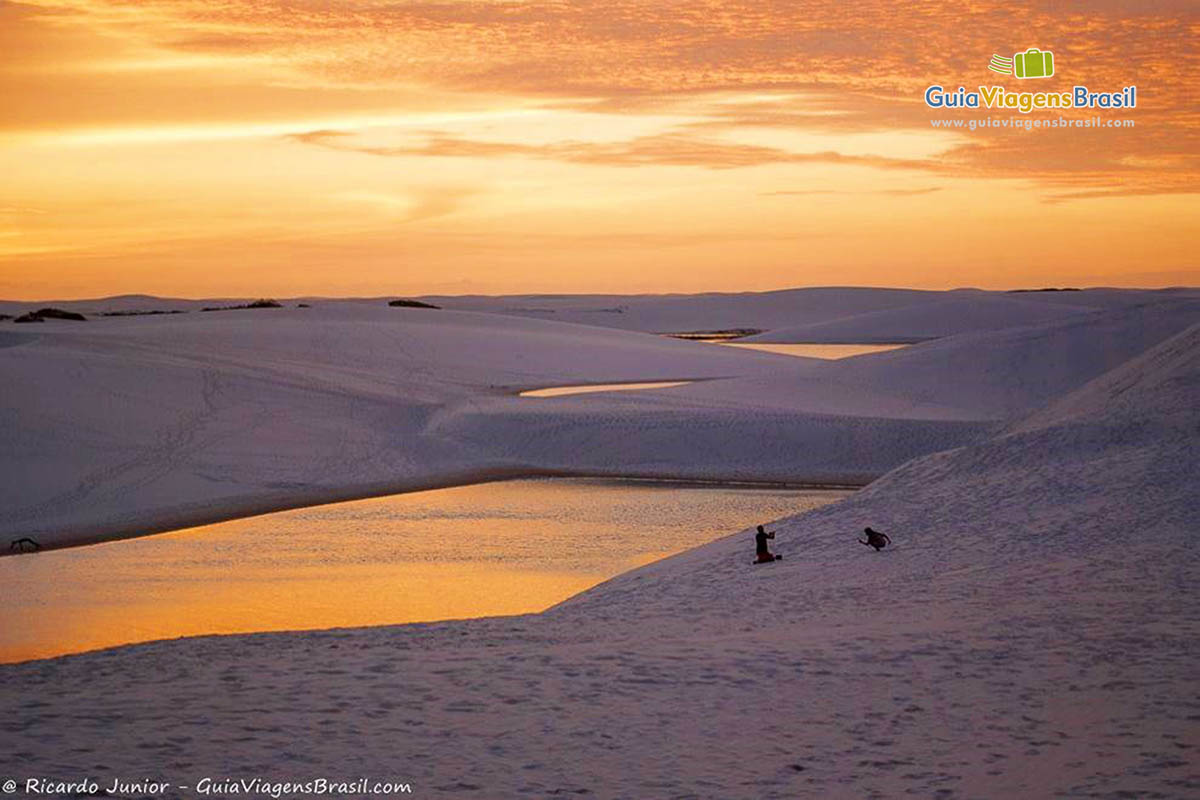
[754,524,781,563]
[860,527,891,551]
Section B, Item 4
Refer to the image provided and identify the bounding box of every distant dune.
[742,293,1099,343]
[421,286,1188,339]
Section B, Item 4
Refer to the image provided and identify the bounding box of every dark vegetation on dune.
[1007,287,1082,293]
[201,299,283,312]
[388,299,440,309]
[100,309,187,317]
[9,536,41,554]
[13,308,87,323]
[664,328,762,341]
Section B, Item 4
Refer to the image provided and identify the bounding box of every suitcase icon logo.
[988,48,1055,79]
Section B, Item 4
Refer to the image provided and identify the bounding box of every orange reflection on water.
[1,478,849,663]
[719,343,908,359]
[2,558,600,663]
[519,381,692,397]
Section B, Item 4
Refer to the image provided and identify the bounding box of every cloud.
[285,116,1199,200]
[286,128,945,172]
[8,0,1199,199]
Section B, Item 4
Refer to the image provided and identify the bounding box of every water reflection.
[1,478,849,662]
[718,343,908,359]
[520,381,692,398]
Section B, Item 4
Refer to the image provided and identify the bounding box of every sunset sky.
[1,0,1196,299]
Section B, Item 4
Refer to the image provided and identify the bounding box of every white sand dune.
[0,303,803,551]
[424,286,1185,340]
[801,298,1200,418]
[742,293,1099,343]
[2,309,1196,798]
[432,299,1200,489]
[423,286,941,334]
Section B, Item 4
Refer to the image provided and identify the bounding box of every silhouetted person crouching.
[754,524,781,563]
[859,527,891,551]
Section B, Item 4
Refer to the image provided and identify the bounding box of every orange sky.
[0,0,1196,298]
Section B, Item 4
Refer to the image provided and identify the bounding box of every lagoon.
[1,478,850,663]
[519,381,692,398]
[718,343,908,359]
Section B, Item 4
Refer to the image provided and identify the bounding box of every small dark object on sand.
[10,537,41,553]
[388,299,440,309]
[860,527,891,551]
[13,312,45,323]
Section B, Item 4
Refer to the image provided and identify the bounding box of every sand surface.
[1,290,1198,798]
